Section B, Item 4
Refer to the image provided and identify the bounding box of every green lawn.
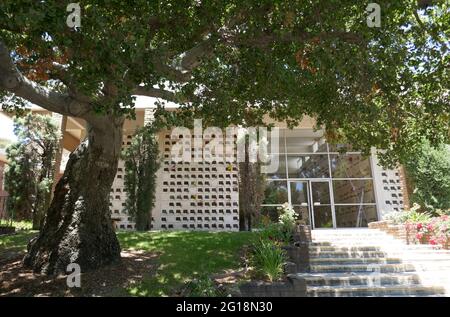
[0,230,38,255]
[118,230,256,296]
[0,230,256,296]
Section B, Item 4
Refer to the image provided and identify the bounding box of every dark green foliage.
[184,275,221,297]
[252,239,286,282]
[0,1,449,272]
[1,1,449,164]
[122,124,160,231]
[404,141,450,212]
[4,114,59,229]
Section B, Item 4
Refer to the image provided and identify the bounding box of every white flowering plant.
[277,202,298,244]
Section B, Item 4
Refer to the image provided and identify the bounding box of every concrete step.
[312,238,398,243]
[309,245,382,252]
[290,272,421,287]
[306,284,445,297]
[309,250,388,258]
[312,243,446,252]
[310,251,450,262]
[310,263,416,273]
[313,239,397,242]
[309,257,403,265]
[306,229,450,296]
[311,229,386,234]
[312,232,389,236]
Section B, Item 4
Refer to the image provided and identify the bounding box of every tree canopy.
[0,1,448,164]
[0,1,449,273]
[5,113,59,229]
[404,140,450,212]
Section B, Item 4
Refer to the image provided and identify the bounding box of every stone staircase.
[289,229,450,297]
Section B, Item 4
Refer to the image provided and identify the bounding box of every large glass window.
[290,181,309,205]
[267,129,285,154]
[287,154,329,178]
[290,181,310,224]
[335,205,378,228]
[285,137,327,153]
[330,154,372,178]
[261,206,280,222]
[260,128,378,228]
[332,180,376,204]
[263,180,288,205]
[264,154,287,179]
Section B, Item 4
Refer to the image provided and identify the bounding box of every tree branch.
[180,38,215,72]
[412,8,449,52]
[0,41,92,118]
[152,58,191,83]
[227,30,365,49]
[49,62,93,104]
[133,86,188,103]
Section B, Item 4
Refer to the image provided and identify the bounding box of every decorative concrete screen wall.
[153,130,240,231]
[110,128,240,231]
[110,132,136,230]
[371,153,406,219]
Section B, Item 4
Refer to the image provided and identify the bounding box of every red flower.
[416,223,423,230]
[416,233,423,240]
[429,239,437,245]
[426,224,433,231]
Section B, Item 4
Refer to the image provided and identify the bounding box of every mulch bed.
[0,250,158,297]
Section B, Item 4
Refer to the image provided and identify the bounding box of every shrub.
[252,239,286,282]
[404,141,450,213]
[122,123,160,231]
[390,203,432,224]
[258,223,285,242]
[277,203,297,244]
[429,216,450,247]
[4,114,60,230]
[185,275,219,297]
[384,204,450,248]
[383,211,405,224]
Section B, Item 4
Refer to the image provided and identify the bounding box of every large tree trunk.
[23,117,124,274]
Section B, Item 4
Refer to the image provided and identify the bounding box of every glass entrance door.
[288,181,310,226]
[310,180,334,229]
[288,180,336,229]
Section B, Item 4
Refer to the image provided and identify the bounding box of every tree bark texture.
[23,116,124,274]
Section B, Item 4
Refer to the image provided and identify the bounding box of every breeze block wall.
[109,122,240,231]
[153,129,240,231]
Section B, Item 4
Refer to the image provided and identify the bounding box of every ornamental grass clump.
[252,239,287,282]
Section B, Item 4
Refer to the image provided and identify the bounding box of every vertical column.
[397,165,411,210]
[144,107,154,126]
[51,113,67,195]
[370,148,383,221]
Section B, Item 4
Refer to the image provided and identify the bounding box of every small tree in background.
[404,140,450,213]
[5,114,60,229]
[122,124,160,231]
[238,131,266,231]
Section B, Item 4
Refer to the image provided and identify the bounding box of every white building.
[0,108,409,230]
